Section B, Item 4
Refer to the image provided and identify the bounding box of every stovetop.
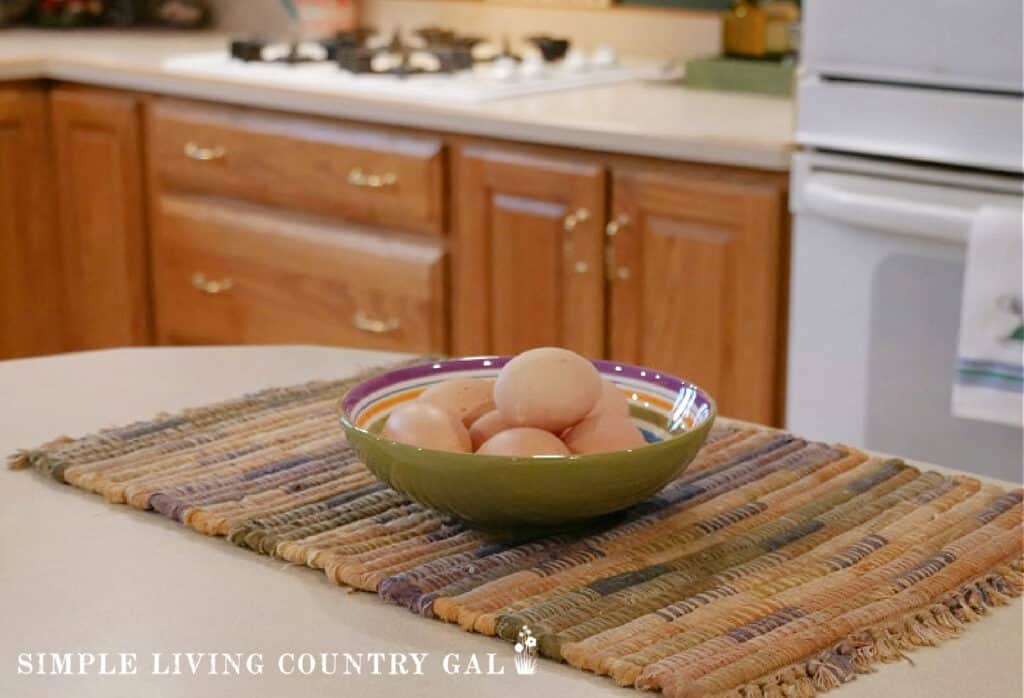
[161,28,662,104]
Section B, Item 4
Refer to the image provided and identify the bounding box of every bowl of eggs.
[338,348,715,529]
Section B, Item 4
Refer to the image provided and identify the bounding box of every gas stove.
[162,28,662,104]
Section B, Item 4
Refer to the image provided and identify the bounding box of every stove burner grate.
[229,26,494,76]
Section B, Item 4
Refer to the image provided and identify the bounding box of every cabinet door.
[51,86,150,349]
[0,85,63,359]
[608,168,786,424]
[452,144,606,356]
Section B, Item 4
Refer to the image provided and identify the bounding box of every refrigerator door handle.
[803,173,976,245]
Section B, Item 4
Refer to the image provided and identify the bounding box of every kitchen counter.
[0,30,794,170]
[1,345,1020,698]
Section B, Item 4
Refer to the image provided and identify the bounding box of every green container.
[686,56,795,97]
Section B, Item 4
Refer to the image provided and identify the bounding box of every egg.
[494,347,602,433]
[418,378,496,427]
[468,409,509,451]
[382,402,472,453]
[563,414,647,454]
[477,428,571,457]
[587,378,631,419]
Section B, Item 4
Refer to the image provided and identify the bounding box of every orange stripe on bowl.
[620,388,673,412]
[356,388,424,428]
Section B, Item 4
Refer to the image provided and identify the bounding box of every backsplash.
[209,0,720,60]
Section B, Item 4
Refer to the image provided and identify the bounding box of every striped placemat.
[9,360,1022,698]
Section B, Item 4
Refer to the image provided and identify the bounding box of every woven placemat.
[9,359,1022,698]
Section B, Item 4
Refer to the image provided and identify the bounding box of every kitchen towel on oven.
[953,205,1024,428]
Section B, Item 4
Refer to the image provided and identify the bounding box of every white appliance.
[788,1,1024,481]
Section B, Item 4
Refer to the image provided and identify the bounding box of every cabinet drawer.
[151,195,447,352]
[148,99,445,235]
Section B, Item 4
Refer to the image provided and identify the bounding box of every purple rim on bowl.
[342,355,714,442]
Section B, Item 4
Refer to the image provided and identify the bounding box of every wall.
[209,0,721,60]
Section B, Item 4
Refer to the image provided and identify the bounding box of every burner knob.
[519,55,546,79]
[591,45,618,69]
[563,48,588,73]
[491,56,517,81]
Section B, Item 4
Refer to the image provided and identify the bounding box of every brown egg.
[418,378,497,427]
[587,378,631,419]
[468,409,510,451]
[477,428,571,457]
[382,402,472,453]
[563,414,647,455]
[494,347,602,433]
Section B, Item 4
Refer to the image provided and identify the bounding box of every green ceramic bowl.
[339,356,716,529]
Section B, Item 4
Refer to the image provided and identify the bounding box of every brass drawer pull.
[184,142,227,161]
[352,310,401,334]
[191,272,233,295]
[348,167,397,189]
[605,214,632,282]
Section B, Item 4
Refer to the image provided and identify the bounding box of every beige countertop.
[0,30,794,170]
[0,345,1020,698]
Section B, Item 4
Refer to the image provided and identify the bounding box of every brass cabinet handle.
[563,208,591,274]
[191,272,233,295]
[184,142,227,161]
[605,213,630,238]
[562,207,590,232]
[352,310,401,334]
[348,167,397,189]
[605,214,632,282]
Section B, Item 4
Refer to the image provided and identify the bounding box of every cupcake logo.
[513,626,538,676]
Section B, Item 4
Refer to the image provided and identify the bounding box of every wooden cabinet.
[51,86,150,350]
[451,144,606,357]
[0,84,63,359]
[150,194,447,352]
[6,82,790,425]
[607,167,787,424]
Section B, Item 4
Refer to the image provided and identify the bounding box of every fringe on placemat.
[716,558,1024,698]
[7,451,31,470]
[7,436,75,471]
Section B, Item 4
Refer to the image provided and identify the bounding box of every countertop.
[0,30,794,170]
[0,345,1020,698]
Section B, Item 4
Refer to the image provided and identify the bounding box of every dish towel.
[953,205,1024,428]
